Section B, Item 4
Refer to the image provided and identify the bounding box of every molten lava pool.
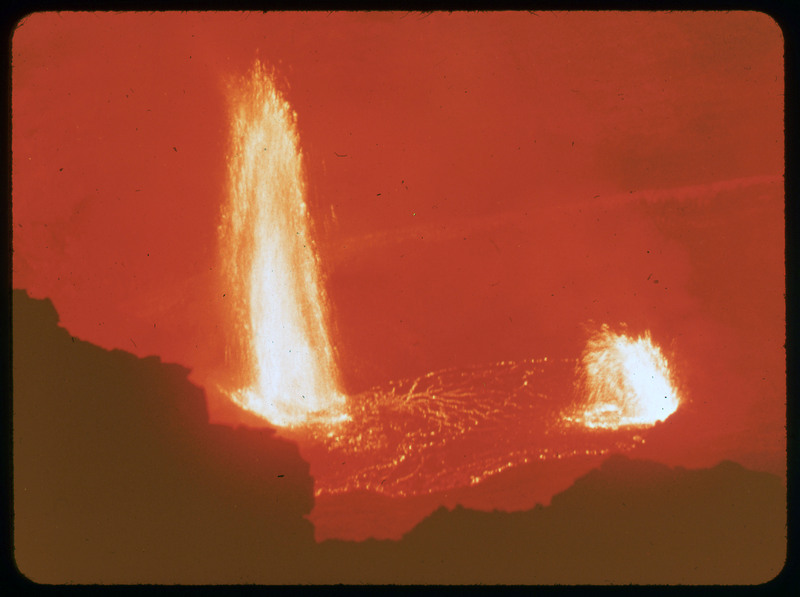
[284,355,654,499]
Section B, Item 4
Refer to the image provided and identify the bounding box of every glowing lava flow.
[289,356,627,498]
[568,325,681,429]
[219,62,347,427]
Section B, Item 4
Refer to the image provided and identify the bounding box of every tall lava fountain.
[219,61,347,427]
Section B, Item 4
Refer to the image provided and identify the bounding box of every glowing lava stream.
[567,325,681,429]
[219,61,347,427]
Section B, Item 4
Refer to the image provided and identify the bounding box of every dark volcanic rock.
[313,455,785,584]
[12,289,787,585]
[13,290,316,584]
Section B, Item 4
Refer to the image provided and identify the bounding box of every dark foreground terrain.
[12,290,786,584]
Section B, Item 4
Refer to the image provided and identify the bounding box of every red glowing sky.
[12,12,784,475]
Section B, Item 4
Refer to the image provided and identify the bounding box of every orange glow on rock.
[219,61,347,427]
[567,325,681,429]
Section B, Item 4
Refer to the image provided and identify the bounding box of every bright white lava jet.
[573,325,681,429]
[220,61,348,427]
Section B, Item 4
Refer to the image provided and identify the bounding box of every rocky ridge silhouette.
[12,290,786,584]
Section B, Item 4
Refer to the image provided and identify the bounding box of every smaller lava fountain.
[567,324,681,429]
